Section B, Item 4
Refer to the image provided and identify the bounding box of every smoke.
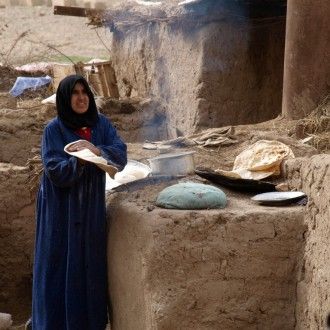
[177,0,286,21]
[104,0,286,36]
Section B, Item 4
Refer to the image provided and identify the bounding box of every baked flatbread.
[216,140,294,180]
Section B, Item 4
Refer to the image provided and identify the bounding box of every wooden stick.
[53,5,102,17]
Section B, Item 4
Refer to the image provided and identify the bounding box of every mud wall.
[0,163,34,322]
[107,186,305,330]
[285,155,330,329]
[110,15,285,137]
[0,106,54,166]
[110,22,202,138]
[0,105,54,323]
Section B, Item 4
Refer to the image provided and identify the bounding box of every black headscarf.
[56,74,99,130]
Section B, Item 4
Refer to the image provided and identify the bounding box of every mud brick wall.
[110,13,285,138]
[0,164,35,322]
[285,155,330,329]
[0,105,50,322]
[0,105,54,166]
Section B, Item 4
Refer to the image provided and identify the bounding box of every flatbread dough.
[64,140,118,178]
[106,160,151,190]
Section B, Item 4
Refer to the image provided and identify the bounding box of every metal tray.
[251,191,307,206]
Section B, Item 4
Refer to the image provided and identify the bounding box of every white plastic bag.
[10,75,52,97]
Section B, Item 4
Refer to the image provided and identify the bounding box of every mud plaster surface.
[106,179,305,330]
[285,155,330,329]
[0,164,34,323]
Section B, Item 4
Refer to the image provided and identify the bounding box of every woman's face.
[71,82,89,114]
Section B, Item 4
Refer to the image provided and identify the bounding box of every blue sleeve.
[42,123,84,187]
[97,117,127,171]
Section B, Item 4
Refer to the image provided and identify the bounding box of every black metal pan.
[194,167,276,193]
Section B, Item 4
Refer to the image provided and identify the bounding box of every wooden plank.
[53,5,102,17]
[98,65,110,97]
[77,60,112,67]
[103,63,119,99]
[89,73,103,96]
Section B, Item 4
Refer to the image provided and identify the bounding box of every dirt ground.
[0,6,111,66]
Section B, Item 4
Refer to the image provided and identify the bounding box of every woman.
[32,74,127,330]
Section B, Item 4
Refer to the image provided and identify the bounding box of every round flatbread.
[64,140,118,178]
[233,140,294,172]
[216,140,294,180]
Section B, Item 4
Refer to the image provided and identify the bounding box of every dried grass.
[26,152,43,194]
[295,95,330,152]
[1,30,30,66]
[86,1,286,31]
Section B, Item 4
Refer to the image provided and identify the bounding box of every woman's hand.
[67,140,101,156]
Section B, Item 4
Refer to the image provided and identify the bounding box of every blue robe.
[32,114,127,330]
